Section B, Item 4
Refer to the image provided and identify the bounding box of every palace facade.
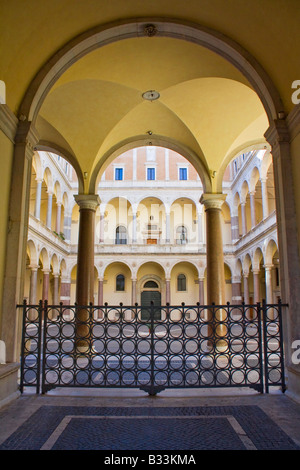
[25,144,279,312]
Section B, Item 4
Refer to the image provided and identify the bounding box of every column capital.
[75,194,100,211]
[200,193,226,210]
[29,264,39,271]
[264,264,274,271]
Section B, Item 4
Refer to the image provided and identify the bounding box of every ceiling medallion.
[144,24,158,37]
[142,90,160,101]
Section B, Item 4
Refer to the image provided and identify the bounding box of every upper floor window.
[116,274,125,291]
[179,167,188,180]
[176,225,188,244]
[147,167,156,181]
[115,225,127,244]
[115,167,124,181]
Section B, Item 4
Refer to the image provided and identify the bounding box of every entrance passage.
[141,290,161,321]
[19,300,286,396]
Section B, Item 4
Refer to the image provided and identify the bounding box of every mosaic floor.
[0,404,298,451]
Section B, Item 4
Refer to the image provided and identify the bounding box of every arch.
[91,137,211,193]
[218,140,269,191]
[16,19,285,203]
[39,247,50,270]
[19,18,283,130]
[43,167,53,193]
[35,142,84,193]
[60,259,67,278]
[265,239,279,265]
[54,180,62,204]
[136,261,167,279]
[102,260,133,279]
[253,246,264,270]
[32,152,43,180]
[143,280,159,289]
[50,253,59,276]
[26,240,38,266]
[170,260,200,277]
[242,253,252,275]
[249,166,261,193]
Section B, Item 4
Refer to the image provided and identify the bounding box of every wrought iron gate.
[19,300,286,395]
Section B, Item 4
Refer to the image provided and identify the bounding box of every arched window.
[176,225,188,244]
[177,274,186,291]
[144,280,159,288]
[115,225,127,244]
[116,274,125,291]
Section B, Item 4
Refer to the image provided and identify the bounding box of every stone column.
[265,114,300,397]
[46,191,53,229]
[74,194,100,352]
[198,277,205,305]
[53,274,59,305]
[243,271,250,304]
[63,209,72,243]
[29,265,38,306]
[165,208,170,243]
[131,278,137,305]
[265,264,274,304]
[42,269,50,302]
[261,178,269,219]
[1,121,39,362]
[250,191,256,228]
[200,193,226,304]
[231,211,240,243]
[200,193,227,350]
[29,264,39,321]
[241,201,247,235]
[253,269,260,303]
[131,204,138,244]
[99,207,105,243]
[165,279,171,304]
[34,179,42,220]
[196,204,203,244]
[132,212,137,244]
[98,278,104,306]
[55,202,61,234]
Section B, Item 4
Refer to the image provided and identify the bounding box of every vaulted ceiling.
[1,0,299,192]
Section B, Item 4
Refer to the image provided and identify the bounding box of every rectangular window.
[147,167,155,180]
[179,167,187,180]
[115,167,123,181]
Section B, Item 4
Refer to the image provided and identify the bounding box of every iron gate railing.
[18,300,286,395]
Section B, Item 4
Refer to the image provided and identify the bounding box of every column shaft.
[46,192,53,229]
[34,179,42,220]
[74,195,100,351]
[201,194,226,305]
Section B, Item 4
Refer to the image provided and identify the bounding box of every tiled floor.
[0,388,300,451]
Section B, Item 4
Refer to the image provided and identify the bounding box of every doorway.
[141,281,161,320]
